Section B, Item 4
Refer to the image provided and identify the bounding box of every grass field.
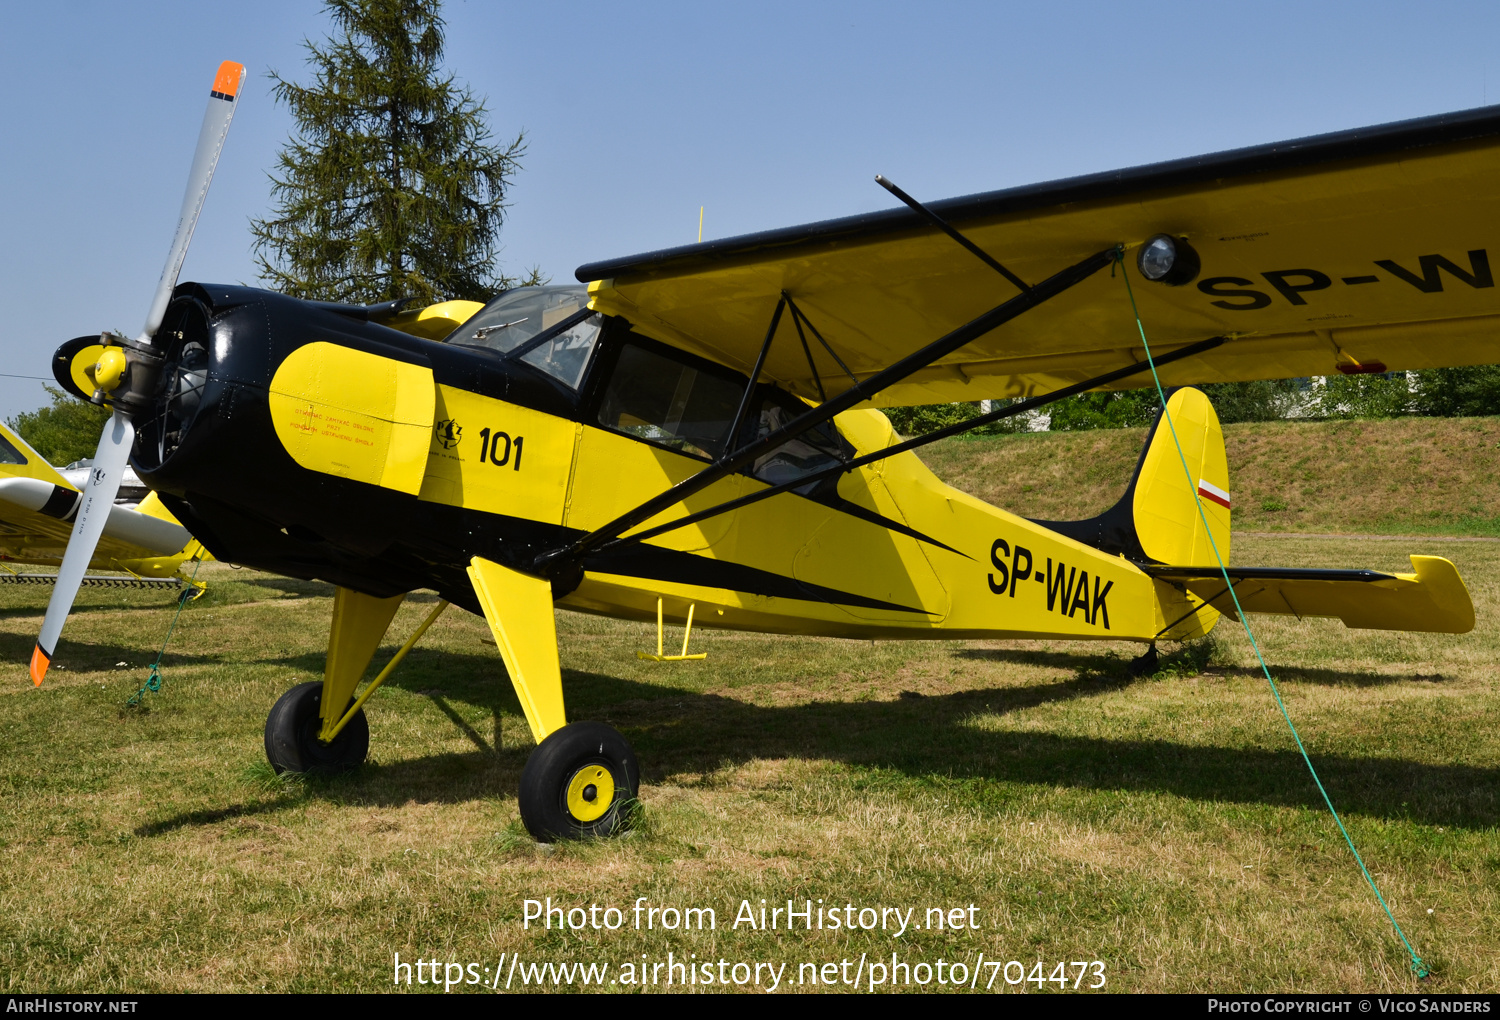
[0,417,1497,993]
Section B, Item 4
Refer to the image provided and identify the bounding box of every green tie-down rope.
[126,555,206,708]
[1115,249,1428,979]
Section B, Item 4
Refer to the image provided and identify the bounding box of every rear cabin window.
[745,390,846,489]
[596,343,743,460]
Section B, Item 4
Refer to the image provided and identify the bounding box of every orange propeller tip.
[211,61,245,100]
[29,644,50,686]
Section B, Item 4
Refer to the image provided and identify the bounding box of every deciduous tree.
[7,387,111,466]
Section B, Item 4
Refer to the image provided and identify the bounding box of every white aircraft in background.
[0,421,206,586]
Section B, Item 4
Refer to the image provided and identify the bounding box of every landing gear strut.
[518,722,639,842]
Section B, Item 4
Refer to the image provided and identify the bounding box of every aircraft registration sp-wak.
[0,420,205,589]
[33,61,1490,840]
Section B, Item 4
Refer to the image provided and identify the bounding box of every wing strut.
[725,295,785,448]
[533,245,1119,577]
[875,174,1032,293]
[784,293,859,389]
[788,299,827,402]
[601,334,1227,552]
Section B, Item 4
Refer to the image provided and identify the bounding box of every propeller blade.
[30,411,136,686]
[139,60,245,342]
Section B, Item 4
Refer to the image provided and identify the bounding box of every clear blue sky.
[2,0,1496,421]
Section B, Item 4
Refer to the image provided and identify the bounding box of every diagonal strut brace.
[532,244,1119,576]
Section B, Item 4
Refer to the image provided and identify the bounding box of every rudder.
[1132,388,1230,567]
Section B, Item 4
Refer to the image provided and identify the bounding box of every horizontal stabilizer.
[1143,556,1474,633]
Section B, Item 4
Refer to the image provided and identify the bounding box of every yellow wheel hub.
[565,765,615,823]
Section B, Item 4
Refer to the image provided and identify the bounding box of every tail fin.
[1034,391,1475,639]
[1032,387,1229,566]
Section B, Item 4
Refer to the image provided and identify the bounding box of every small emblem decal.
[435,419,463,449]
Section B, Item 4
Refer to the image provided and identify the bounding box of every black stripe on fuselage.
[582,538,933,615]
[810,489,966,558]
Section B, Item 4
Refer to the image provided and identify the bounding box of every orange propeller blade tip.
[29,644,50,687]
[211,61,245,100]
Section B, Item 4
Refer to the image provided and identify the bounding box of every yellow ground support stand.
[638,597,707,661]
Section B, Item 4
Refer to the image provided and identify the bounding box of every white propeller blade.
[31,60,243,685]
[31,412,135,685]
[140,60,245,343]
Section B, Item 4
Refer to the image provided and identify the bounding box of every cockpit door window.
[744,390,848,489]
[596,342,743,461]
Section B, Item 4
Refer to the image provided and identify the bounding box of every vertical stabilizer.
[1132,388,1230,567]
[1031,387,1230,568]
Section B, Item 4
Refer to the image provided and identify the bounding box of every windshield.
[447,286,591,354]
[446,285,600,389]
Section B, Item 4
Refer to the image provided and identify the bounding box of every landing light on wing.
[1137,233,1201,286]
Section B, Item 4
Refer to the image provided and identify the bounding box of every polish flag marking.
[1197,478,1231,510]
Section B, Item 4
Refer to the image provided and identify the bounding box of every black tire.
[518,722,639,842]
[264,680,369,775]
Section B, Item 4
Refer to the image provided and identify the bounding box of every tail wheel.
[264,680,368,774]
[518,722,639,842]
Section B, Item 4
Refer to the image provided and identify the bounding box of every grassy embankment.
[921,415,1500,537]
[0,416,1495,993]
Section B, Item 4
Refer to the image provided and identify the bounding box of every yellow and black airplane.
[0,420,204,586]
[32,61,1494,840]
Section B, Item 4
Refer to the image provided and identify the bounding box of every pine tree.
[251,0,532,305]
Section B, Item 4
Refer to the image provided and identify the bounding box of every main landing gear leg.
[468,555,638,842]
[265,587,405,774]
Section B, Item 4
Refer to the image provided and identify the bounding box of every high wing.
[578,106,1500,407]
[0,422,201,578]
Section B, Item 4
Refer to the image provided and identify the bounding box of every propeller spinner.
[30,60,245,686]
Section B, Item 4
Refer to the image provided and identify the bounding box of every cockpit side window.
[0,431,28,466]
[590,327,851,482]
[518,314,602,390]
[596,341,744,461]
